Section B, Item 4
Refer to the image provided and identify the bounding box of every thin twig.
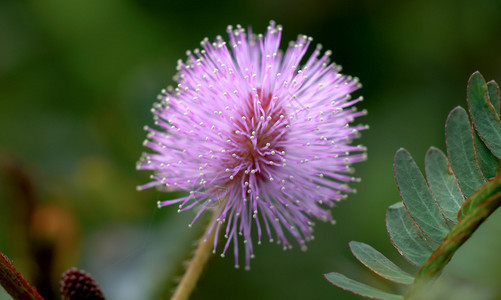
[0,252,44,300]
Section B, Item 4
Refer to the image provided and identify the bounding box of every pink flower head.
[137,21,367,269]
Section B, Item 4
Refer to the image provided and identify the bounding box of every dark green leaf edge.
[325,72,501,299]
[474,132,499,180]
[487,80,500,116]
[467,71,501,159]
[386,202,436,267]
[349,241,415,284]
[445,106,487,198]
[394,148,450,243]
[425,147,465,222]
[324,272,404,300]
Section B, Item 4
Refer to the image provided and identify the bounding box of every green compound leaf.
[467,72,501,158]
[394,149,450,242]
[446,106,486,197]
[487,80,500,115]
[425,147,465,221]
[327,72,501,300]
[323,272,404,300]
[386,202,436,266]
[349,241,414,284]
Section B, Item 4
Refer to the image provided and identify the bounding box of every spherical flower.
[137,21,367,269]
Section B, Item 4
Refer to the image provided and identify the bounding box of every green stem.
[171,206,220,300]
[406,175,501,298]
[0,252,44,300]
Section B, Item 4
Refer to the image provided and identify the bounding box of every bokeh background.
[2,0,501,299]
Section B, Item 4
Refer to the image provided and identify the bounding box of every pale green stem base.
[171,207,220,300]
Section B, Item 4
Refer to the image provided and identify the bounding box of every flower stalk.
[0,251,44,300]
[172,206,221,300]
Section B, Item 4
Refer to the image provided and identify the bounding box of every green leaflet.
[349,241,414,284]
[474,132,500,179]
[467,72,501,159]
[487,80,500,116]
[477,80,501,179]
[386,202,436,266]
[425,147,464,221]
[394,149,450,242]
[323,273,404,300]
[445,107,486,197]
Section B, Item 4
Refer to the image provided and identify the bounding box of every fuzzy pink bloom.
[137,21,367,269]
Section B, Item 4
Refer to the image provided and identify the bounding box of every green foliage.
[325,72,501,299]
[467,73,501,159]
[425,147,464,221]
[474,133,499,180]
[386,202,436,266]
[487,81,501,115]
[446,107,487,197]
[324,273,403,300]
[348,241,414,284]
[394,149,451,242]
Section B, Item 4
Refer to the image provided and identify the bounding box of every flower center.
[225,91,288,184]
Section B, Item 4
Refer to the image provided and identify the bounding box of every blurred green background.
[1,0,501,299]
